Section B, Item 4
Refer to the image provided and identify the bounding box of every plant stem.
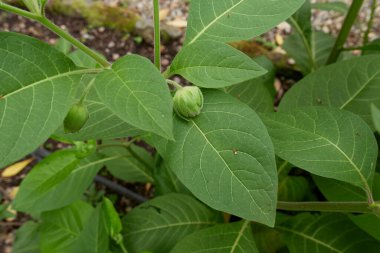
[363,0,378,45]
[119,242,129,253]
[39,17,110,67]
[166,79,183,90]
[153,0,161,71]
[277,201,372,213]
[0,3,110,67]
[326,0,365,64]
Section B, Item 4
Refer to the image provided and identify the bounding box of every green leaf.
[226,56,275,113]
[283,31,335,74]
[0,32,85,168]
[102,197,122,239]
[279,56,380,128]
[13,221,40,253]
[151,90,277,226]
[55,38,72,54]
[94,54,173,139]
[261,107,378,198]
[14,151,118,213]
[171,220,259,253]
[278,213,380,253]
[278,176,310,201]
[312,1,349,13]
[371,104,380,133]
[56,87,144,141]
[168,40,266,88]
[39,201,94,253]
[123,193,221,253]
[184,0,305,45]
[71,204,109,253]
[100,143,154,183]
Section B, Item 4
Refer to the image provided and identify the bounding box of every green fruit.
[173,86,203,119]
[63,103,89,133]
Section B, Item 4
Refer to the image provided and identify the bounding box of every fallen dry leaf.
[2,158,34,178]
[159,9,169,21]
[166,19,187,28]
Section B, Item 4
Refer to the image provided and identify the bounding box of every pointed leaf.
[278,213,380,253]
[168,40,266,88]
[171,220,259,253]
[261,107,378,197]
[279,56,380,128]
[95,55,173,139]
[123,194,221,253]
[152,90,277,226]
[185,0,305,45]
[0,32,85,168]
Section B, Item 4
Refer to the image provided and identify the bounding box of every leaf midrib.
[190,120,268,220]
[188,0,245,44]
[128,221,217,235]
[230,220,250,253]
[2,69,95,99]
[278,226,342,253]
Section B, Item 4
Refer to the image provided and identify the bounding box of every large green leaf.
[12,221,40,253]
[226,56,275,113]
[279,56,380,128]
[171,220,259,253]
[283,31,335,74]
[56,87,143,141]
[39,201,94,253]
[261,107,378,198]
[0,32,86,168]
[278,213,380,253]
[123,194,221,253]
[151,90,277,226]
[94,54,173,139]
[13,150,118,213]
[168,40,266,88]
[184,0,304,45]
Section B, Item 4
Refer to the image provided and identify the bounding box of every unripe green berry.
[173,86,203,119]
[64,103,89,133]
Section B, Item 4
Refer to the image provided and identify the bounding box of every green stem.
[0,3,110,67]
[363,0,378,45]
[119,242,129,253]
[153,0,161,71]
[277,201,372,213]
[39,17,110,67]
[166,79,183,90]
[326,0,365,64]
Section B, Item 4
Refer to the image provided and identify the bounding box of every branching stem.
[153,0,161,70]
